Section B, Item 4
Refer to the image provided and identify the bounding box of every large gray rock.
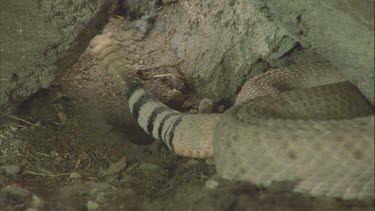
[155,0,301,101]
[0,0,116,112]
[248,0,374,104]
[124,0,373,104]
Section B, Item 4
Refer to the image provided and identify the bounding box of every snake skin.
[88,33,374,200]
[215,80,374,200]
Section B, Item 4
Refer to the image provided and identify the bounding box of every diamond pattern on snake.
[88,33,374,200]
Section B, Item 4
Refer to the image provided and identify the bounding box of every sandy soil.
[0,17,373,211]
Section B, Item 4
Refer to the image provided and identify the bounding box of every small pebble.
[57,111,68,123]
[218,105,226,113]
[204,158,215,165]
[63,153,74,160]
[198,98,214,113]
[1,185,30,197]
[168,89,185,104]
[25,208,39,211]
[205,179,219,189]
[186,159,199,166]
[139,163,161,173]
[162,0,176,4]
[87,200,99,210]
[69,172,82,179]
[170,75,185,90]
[50,150,59,157]
[102,156,127,176]
[31,195,44,208]
[10,126,19,132]
[0,164,22,175]
[133,19,151,34]
[189,109,198,114]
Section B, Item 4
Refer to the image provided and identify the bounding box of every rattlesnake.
[88,33,374,200]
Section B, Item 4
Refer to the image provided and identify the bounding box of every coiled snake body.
[89,34,374,200]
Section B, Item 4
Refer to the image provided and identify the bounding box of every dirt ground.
[0,17,373,211]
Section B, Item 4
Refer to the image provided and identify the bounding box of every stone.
[186,159,199,166]
[155,0,298,101]
[69,172,82,179]
[138,163,162,173]
[133,18,152,34]
[205,179,219,189]
[189,109,198,114]
[166,89,185,106]
[198,98,214,113]
[0,0,116,112]
[102,156,127,176]
[218,105,226,113]
[128,0,373,104]
[248,0,374,104]
[9,126,19,132]
[204,158,215,166]
[1,185,30,198]
[170,75,186,91]
[87,200,99,210]
[25,209,39,211]
[30,195,44,209]
[0,164,22,175]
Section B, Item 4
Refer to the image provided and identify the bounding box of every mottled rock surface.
[249,0,374,104]
[123,0,373,104]
[1,0,372,111]
[0,0,116,111]
[155,0,300,101]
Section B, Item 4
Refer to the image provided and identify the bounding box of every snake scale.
[88,33,374,200]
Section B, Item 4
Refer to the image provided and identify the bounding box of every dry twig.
[0,124,28,128]
[152,73,172,79]
[24,170,71,177]
[0,112,37,127]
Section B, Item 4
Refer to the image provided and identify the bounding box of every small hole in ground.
[11,73,19,81]
[296,15,302,23]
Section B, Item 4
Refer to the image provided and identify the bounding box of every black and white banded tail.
[90,34,220,158]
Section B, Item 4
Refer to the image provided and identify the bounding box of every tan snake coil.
[88,33,374,200]
[215,64,374,200]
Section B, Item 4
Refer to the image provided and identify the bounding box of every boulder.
[249,0,374,104]
[125,0,373,103]
[0,0,116,112]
